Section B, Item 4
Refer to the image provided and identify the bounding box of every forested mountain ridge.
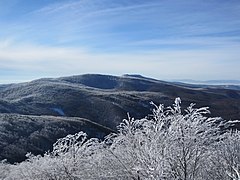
[0,74,240,125]
[0,74,239,163]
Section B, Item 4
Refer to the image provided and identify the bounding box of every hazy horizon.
[1,0,240,83]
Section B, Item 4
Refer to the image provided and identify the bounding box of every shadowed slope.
[0,113,113,163]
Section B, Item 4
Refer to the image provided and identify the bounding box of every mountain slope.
[0,114,113,163]
[0,74,239,128]
[0,74,240,125]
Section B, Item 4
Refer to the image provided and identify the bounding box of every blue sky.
[0,0,240,83]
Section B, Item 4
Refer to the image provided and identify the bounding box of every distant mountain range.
[172,79,240,85]
[0,74,240,163]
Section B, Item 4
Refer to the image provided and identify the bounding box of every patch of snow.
[228,120,240,123]
[51,107,65,116]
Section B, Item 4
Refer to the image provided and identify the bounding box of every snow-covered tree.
[203,130,240,180]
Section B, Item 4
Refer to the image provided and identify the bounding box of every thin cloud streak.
[128,37,240,47]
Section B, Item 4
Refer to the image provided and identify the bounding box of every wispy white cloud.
[127,36,240,50]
